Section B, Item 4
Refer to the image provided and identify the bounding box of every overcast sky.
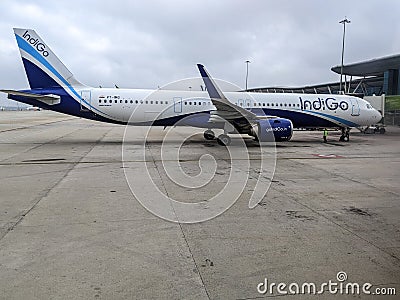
[1,0,399,106]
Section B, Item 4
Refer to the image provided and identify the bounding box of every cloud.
[0,0,399,106]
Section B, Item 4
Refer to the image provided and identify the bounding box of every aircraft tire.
[204,130,215,140]
[217,134,231,146]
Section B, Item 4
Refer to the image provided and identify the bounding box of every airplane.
[1,28,382,145]
[26,106,41,111]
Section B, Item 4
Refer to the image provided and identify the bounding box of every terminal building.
[248,54,400,125]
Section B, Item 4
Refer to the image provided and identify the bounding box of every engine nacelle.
[251,118,293,142]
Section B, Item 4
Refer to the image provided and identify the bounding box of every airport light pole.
[339,17,351,94]
[245,60,251,90]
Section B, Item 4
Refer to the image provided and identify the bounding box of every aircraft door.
[173,97,182,113]
[80,90,92,111]
[350,98,360,116]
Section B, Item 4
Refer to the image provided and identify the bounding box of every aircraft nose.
[374,109,382,123]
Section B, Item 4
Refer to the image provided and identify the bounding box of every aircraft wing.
[197,64,258,124]
[0,90,61,105]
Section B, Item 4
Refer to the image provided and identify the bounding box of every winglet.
[197,64,224,100]
[197,64,208,78]
[197,64,257,122]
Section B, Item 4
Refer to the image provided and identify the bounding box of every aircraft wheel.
[217,134,231,146]
[379,127,386,134]
[204,129,215,140]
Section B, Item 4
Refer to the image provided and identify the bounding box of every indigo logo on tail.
[22,30,49,57]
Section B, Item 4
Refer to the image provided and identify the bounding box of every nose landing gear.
[339,127,350,142]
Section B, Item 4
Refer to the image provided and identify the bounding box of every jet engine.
[250,118,293,142]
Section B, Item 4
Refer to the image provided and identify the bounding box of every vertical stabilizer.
[13,28,84,90]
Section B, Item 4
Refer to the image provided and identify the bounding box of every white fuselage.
[84,88,381,128]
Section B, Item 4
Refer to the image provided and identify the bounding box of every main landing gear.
[339,127,350,142]
[204,129,215,140]
[216,134,231,146]
[203,129,232,146]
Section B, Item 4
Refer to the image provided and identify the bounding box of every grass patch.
[386,95,400,110]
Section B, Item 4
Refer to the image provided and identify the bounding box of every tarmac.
[0,110,399,299]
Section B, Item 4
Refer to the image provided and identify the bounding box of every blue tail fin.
[13,28,84,90]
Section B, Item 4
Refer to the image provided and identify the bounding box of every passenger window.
[99,100,102,103]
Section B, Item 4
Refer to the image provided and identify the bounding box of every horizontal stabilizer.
[0,89,61,105]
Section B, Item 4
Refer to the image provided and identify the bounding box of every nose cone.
[374,109,383,123]
[370,109,382,124]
